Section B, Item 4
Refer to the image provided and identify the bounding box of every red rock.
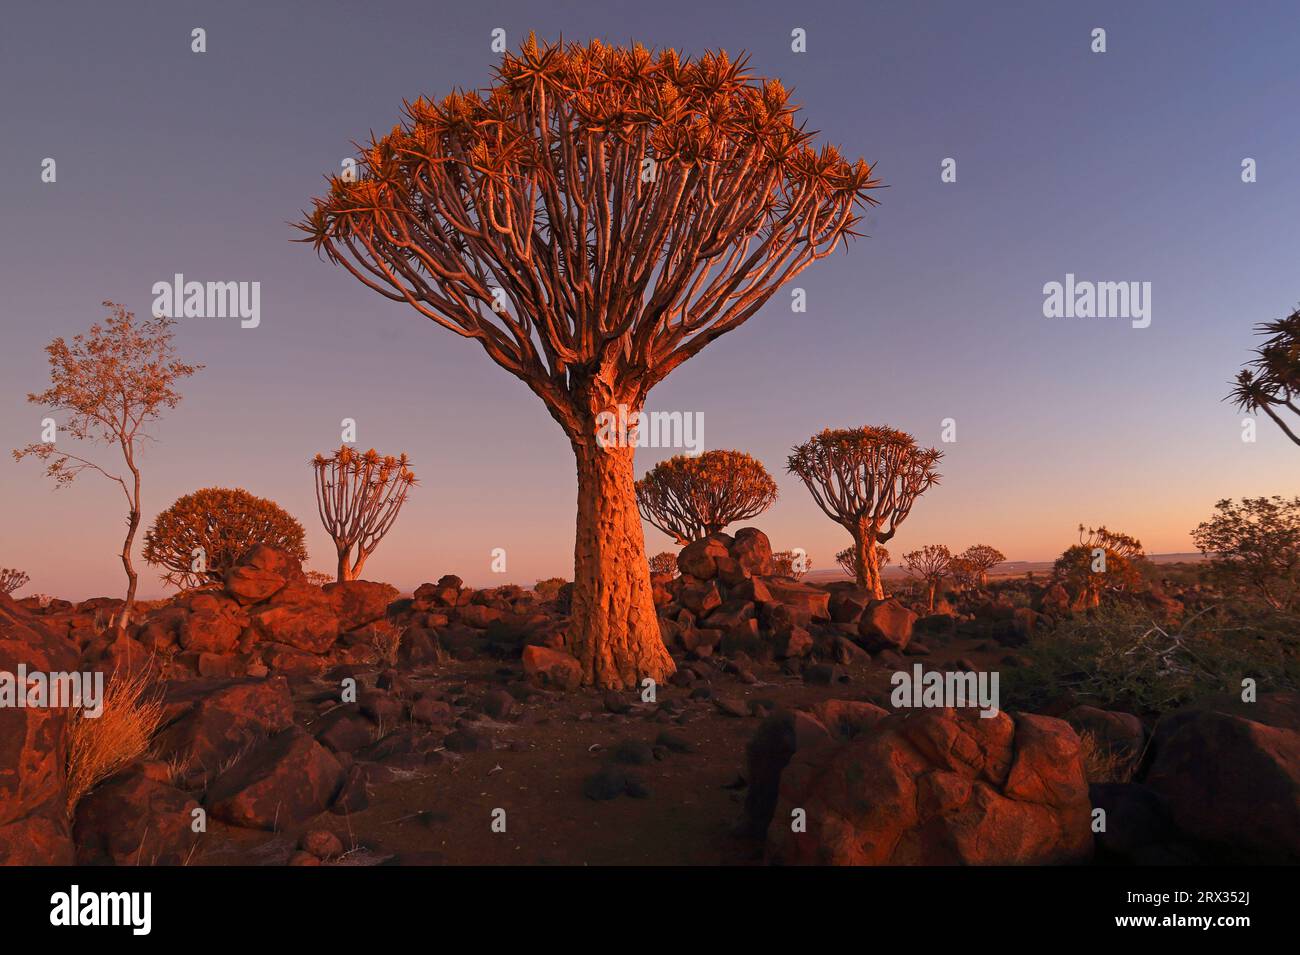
[237,544,305,582]
[679,579,722,616]
[857,598,916,652]
[773,625,813,659]
[1145,708,1300,861]
[729,527,774,576]
[312,708,378,753]
[224,565,289,605]
[153,676,294,774]
[397,627,446,667]
[457,604,504,629]
[260,643,329,678]
[702,598,752,631]
[677,535,731,580]
[765,707,1093,865]
[300,828,345,860]
[179,608,245,654]
[73,772,200,865]
[522,645,582,691]
[0,593,78,862]
[136,606,187,652]
[0,812,75,865]
[322,580,399,631]
[759,578,830,626]
[250,602,339,654]
[206,726,344,830]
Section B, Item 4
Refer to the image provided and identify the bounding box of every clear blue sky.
[1,0,1297,598]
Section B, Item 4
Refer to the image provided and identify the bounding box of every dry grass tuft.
[371,623,405,668]
[1077,729,1136,785]
[65,669,164,814]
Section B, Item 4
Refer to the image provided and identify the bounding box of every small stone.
[300,829,344,860]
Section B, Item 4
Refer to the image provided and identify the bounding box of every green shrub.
[1002,600,1300,716]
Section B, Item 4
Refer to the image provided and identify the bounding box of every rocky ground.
[1,529,1297,866]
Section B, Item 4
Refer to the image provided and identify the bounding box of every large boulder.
[0,593,79,864]
[676,534,732,580]
[178,599,248,655]
[1144,704,1300,862]
[236,544,305,582]
[73,771,200,865]
[153,676,294,774]
[766,707,1093,865]
[205,726,343,830]
[758,578,830,628]
[322,580,399,631]
[522,645,582,692]
[249,587,340,654]
[729,527,774,577]
[741,703,887,837]
[857,598,916,652]
[224,565,290,605]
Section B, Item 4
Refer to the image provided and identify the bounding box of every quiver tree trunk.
[568,435,675,689]
[557,378,675,689]
[853,523,885,600]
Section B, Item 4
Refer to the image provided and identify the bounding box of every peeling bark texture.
[852,524,885,600]
[569,438,675,690]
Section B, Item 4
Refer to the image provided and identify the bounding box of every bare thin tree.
[788,427,941,599]
[312,447,417,581]
[13,302,201,630]
[298,37,878,687]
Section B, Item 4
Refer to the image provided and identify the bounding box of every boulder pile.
[654,528,917,677]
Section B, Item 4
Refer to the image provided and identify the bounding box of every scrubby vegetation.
[143,487,308,589]
[64,670,164,814]
[1004,600,1300,716]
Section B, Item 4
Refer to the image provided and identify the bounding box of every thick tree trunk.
[337,547,356,582]
[926,580,936,611]
[852,523,884,600]
[568,437,675,690]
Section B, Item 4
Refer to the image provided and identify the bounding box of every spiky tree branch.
[1230,305,1300,445]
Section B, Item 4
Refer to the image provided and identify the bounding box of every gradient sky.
[2,0,1298,599]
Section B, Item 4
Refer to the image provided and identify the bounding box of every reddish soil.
[192,633,1006,866]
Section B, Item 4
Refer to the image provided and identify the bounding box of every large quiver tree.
[788,427,941,599]
[298,37,879,688]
